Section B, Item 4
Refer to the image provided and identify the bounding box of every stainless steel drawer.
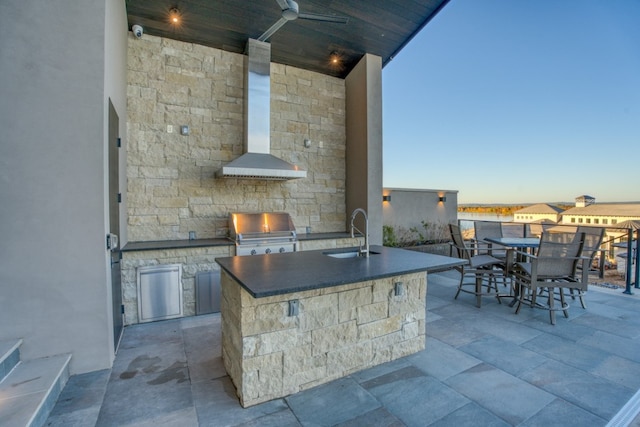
[136,264,183,323]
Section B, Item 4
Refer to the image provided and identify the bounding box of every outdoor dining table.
[484,236,541,306]
[484,237,540,251]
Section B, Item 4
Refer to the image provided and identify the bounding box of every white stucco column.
[345,54,383,245]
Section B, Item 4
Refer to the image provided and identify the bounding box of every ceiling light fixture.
[329,51,346,72]
[169,7,181,25]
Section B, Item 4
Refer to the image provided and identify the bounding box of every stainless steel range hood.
[216,39,307,180]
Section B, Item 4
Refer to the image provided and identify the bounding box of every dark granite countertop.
[121,238,232,252]
[121,232,353,252]
[215,245,466,298]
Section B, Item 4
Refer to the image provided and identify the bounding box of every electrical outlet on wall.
[394,282,404,296]
[167,125,173,133]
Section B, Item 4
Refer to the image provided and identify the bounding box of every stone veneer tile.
[221,272,427,407]
[127,34,347,242]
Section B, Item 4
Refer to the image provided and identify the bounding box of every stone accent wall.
[127,35,346,242]
[297,236,359,251]
[221,271,427,407]
[121,246,231,325]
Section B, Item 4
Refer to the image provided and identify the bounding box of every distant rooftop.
[562,203,640,217]
[515,203,563,215]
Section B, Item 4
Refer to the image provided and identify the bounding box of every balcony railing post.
[629,230,640,289]
[624,229,634,294]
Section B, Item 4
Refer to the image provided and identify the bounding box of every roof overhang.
[125,0,451,78]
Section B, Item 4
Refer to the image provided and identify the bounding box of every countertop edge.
[121,238,232,252]
[120,232,354,252]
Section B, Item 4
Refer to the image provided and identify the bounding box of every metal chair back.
[576,226,605,264]
[474,221,506,257]
[535,231,585,278]
[474,221,503,241]
[449,223,473,260]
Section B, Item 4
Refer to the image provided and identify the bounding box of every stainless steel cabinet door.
[137,264,183,323]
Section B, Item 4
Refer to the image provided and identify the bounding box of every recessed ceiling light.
[169,7,181,25]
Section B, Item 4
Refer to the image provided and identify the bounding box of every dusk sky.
[382,0,640,205]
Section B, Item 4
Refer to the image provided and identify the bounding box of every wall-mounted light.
[383,195,391,202]
[439,196,447,203]
[304,138,311,148]
[169,7,181,25]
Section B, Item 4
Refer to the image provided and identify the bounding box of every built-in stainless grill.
[229,212,298,256]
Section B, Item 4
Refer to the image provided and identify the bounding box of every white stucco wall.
[0,0,128,374]
[382,188,458,241]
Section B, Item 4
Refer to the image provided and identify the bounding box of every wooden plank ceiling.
[126,0,450,78]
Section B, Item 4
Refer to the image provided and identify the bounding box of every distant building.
[513,203,563,223]
[512,196,640,265]
[514,196,640,226]
[574,195,596,208]
[560,196,640,226]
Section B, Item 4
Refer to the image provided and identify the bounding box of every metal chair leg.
[560,290,569,319]
[475,275,482,308]
[548,287,556,325]
[454,269,463,300]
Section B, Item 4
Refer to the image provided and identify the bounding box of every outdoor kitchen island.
[215,245,465,407]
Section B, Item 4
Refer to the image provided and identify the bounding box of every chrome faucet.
[350,208,369,257]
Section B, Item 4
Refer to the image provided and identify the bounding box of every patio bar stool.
[512,231,586,324]
[567,226,605,308]
[449,224,506,308]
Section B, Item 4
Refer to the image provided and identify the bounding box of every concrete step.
[0,339,23,382]
[0,353,71,427]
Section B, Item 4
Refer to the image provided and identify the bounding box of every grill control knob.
[265,248,272,254]
[279,247,286,253]
[250,249,257,255]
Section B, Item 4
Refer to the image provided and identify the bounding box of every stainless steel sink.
[323,249,379,258]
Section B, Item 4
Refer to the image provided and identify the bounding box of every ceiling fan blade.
[298,12,349,24]
[275,0,289,10]
[257,17,288,42]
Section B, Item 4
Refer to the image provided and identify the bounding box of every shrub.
[383,221,449,247]
[383,225,399,247]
